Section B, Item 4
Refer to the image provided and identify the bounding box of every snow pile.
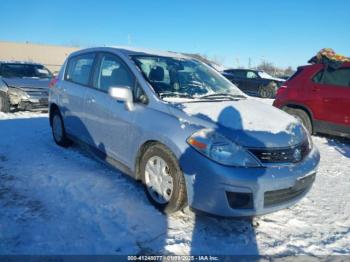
[0,112,349,255]
[0,111,47,120]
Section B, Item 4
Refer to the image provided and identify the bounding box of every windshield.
[132,56,243,100]
[0,63,53,79]
[257,71,274,79]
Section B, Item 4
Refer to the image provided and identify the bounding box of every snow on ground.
[0,109,349,255]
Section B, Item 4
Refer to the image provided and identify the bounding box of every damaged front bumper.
[8,87,48,111]
[180,145,320,217]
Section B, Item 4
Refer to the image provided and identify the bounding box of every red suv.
[273,62,350,138]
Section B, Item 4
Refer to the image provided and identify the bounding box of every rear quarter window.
[65,53,95,86]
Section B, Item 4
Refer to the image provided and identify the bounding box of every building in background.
[0,41,79,73]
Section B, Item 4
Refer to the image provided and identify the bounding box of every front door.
[84,53,137,166]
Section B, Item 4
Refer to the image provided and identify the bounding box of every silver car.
[49,47,320,217]
[0,62,51,112]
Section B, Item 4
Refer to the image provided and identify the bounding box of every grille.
[26,89,49,98]
[264,173,315,207]
[249,140,310,164]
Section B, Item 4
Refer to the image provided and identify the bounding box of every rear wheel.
[140,143,187,214]
[51,110,72,147]
[0,92,10,113]
[284,107,313,134]
[258,82,276,98]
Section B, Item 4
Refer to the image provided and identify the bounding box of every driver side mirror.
[108,86,134,111]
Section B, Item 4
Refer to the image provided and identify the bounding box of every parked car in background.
[0,61,52,112]
[49,47,319,217]
[222,69,285,98]
[274,62,350,138]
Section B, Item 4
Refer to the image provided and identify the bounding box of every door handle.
[87,97,95,103]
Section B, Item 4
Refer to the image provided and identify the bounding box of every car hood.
[2,77,50,90]
[168,98,305,148]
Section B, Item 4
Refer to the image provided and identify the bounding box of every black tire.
[258,82,276,98]
[51,109,72,147]
[284,107,313,134]
[0,92,10,113]
[140,143,187,214]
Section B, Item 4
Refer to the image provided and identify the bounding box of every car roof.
[69,46,190,59]
[298,61,350,69]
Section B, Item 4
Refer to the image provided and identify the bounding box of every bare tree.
[284,66,294,76]
[256,60,276,75]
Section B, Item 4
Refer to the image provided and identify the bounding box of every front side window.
[132,56,243,99]
[96,54,135,92]
[0,64,52,79]
[65,53,95,86]
[313,67,350,87]
[246,71,258,79]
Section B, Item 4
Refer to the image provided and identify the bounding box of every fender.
[280,101,315,127]
[281,102,314,118]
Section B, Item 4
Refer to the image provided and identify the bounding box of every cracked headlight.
[187,129,261,167]
[8,88,29,99]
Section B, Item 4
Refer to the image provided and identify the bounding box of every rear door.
[312,66,350,127]
[245,70,261,94]
[60,53,96,142]
[231,70,250,93]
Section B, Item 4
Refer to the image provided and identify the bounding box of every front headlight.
[303,126,313,151]
[187,129,260,167]
[8,88,29,99]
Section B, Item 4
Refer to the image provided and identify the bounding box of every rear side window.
[232,70,247,78]
[224,70,236,76]
[313,67,350,87]
[65,53,95,85]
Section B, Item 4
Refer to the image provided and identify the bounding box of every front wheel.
[51,110,72,147]
[140,143,187,214]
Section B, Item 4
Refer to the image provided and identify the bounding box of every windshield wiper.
[159,92,194,99]
[199,93,246,100]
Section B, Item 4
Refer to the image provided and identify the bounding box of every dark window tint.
[313,67,350,87]
[233,70,247,78]
[224,70,236,76]
[96,54,134,92]
[313,70,323,83]
[0,64,52,78]
[134,82,148,104]
[65,54,95,85]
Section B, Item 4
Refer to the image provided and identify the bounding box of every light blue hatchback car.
[49,47,320,217]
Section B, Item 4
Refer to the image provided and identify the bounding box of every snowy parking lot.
[0,109,349,256]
